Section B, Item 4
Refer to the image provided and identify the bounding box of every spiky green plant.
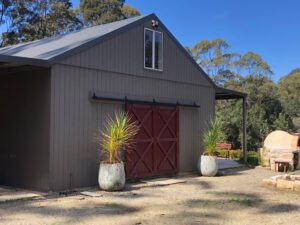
[100,112,139,164]
[203,118,224,156]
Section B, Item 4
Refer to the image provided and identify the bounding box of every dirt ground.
[1,167,300,225]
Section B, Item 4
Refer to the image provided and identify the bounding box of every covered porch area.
[0,59,51,191]
[215,87,247,161]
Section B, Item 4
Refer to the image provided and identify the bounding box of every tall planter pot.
[200,155,218,177]
[98,162,125,191]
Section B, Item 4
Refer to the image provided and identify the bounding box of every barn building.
[0,14,246,191]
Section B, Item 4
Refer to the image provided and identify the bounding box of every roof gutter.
[0,55,51,68]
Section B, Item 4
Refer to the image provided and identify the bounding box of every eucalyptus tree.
[278,68,300,117]
[1,0,82,47]
[188,38,294,149]
[80,0,140,26]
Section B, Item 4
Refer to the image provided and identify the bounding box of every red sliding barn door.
[125,103,179,179]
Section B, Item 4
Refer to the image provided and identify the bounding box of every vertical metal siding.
[50,67,123,190]
[0,70,50,190]
[61,22,212,88]
[50,18,216,190]
[50,65,214,189]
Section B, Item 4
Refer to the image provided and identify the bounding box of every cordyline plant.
[203,118,224,156]
[99,112,139,164]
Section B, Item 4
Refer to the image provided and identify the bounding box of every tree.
[240,75,293,149]
[80,0,125,26]
[0,0,11,25]
[233,51,273,77]
[273,112,294,132]
[121,4,140,18]
[80,0,140,26]
[1,0,82,46]
[189,38,240,85]
[278,68,300,117]
[188,38,293,150]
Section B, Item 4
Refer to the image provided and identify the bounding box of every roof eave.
[0,55,51,68]
[215,86,247,100]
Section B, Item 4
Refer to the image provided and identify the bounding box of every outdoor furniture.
[216,143,232,159]
[274,160,290,173]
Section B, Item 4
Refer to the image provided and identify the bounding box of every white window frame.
[144,28,163,71]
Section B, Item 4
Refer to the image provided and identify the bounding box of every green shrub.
[229,149,243,160]
[246,151,260,167]
[218,149,229,158]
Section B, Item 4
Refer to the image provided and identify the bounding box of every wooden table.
[275,160,290,172]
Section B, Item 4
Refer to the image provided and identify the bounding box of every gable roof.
[0,13,217,88]
[0,14,150,66]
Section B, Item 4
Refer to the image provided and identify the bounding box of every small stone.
[270,175,283,181]
[277,179,294,190]
[262,179,276,187]
[293,181,300,192]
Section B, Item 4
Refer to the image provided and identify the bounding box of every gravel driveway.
[1,167,300,225]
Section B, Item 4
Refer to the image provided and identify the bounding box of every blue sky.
[74,0,300,82]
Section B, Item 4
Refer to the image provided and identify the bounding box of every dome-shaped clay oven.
[264,130,300,150]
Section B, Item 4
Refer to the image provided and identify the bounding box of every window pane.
[155,32,163,70]
[145,30,153,68]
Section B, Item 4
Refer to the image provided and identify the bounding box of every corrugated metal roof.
[0,13,219,90]
[0,15,148,61]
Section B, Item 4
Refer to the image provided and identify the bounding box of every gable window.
[144,28,163,70]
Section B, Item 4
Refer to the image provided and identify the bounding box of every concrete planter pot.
[98,162,125,191]
[200,155,218,177]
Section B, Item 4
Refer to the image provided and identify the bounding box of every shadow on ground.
[218,167,253,176]
[185,190,299,215]
[0,200,139,218]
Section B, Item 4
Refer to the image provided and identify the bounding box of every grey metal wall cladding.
[50,17,215,190]
[60,20,212,88]
[50,64,215,190]
[0,70,50,190]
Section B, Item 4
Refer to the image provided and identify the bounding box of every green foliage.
[80,0,125,26]
[1,0,83,46]
[216,100,242,149]
[229,149,243,160]
[246,151,260,167]
[121,4,140,18]
[99,112,139,164]
[202,118,224,156]
[0,1,11,25]
[0,0,141,46]
[273,112,294,132]
[189,38,240,85]
[293,117,300,133]
[79,0,140,26]
[189,38,296,150]
[217,149,243,160]
[278,69,300,117]
[233,51,273,77]
[217,149,228,158]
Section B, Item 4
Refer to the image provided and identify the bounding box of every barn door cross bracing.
[125,103,179,179]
